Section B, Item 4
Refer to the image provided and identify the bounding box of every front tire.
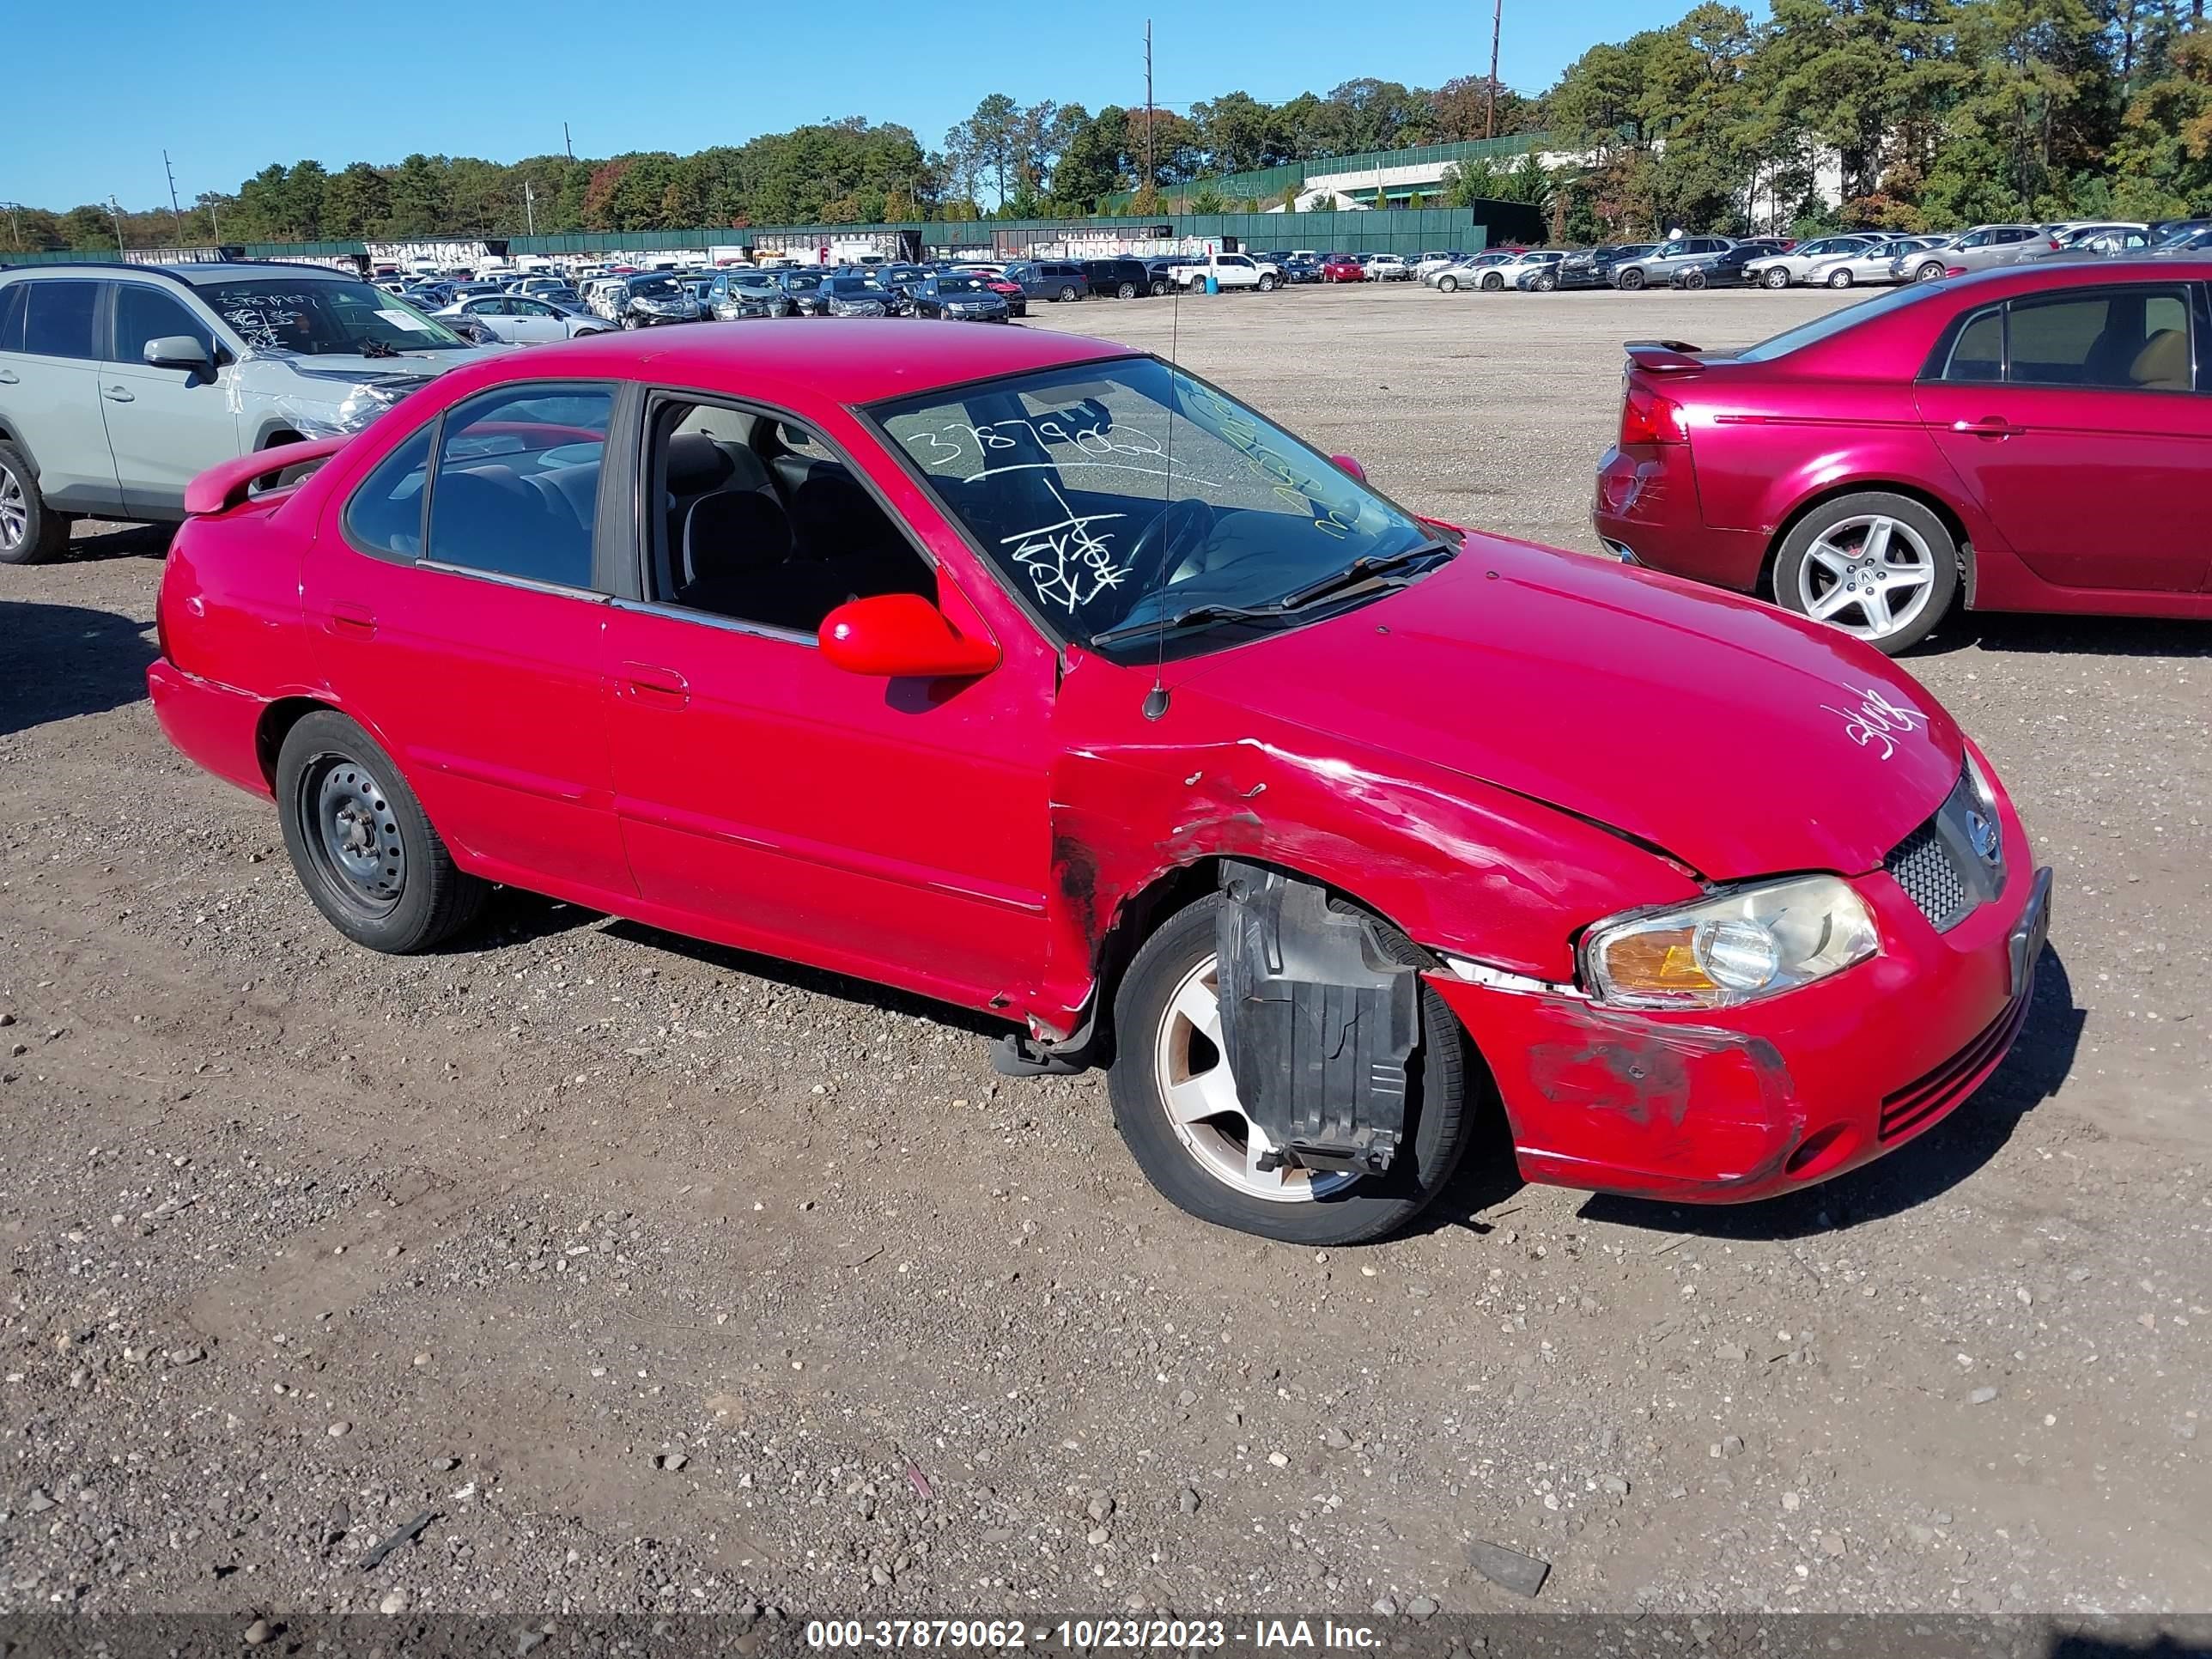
[1618,267,1646,291]
[1683,269,1707,290]
[0,441,70,565]
[1826,267,1854,289]
[1437,275,1459,292]
[1762,266,1790,289]
[1534,272,1556,291]
[1481,271,1504,290]
[1914,260,1948,283]
[276,711,488,954]
[1108,895,1474,1245]
[1257,273,1277,291]
[1773,490,1959,656]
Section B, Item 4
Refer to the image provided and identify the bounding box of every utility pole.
[163,150,186,241]
[107,195,128,255]
[1144,21,1155,203]
[0,202,20,251]
[1486,0,1503,140]
[564,122,575,163]
[524,179,537,236]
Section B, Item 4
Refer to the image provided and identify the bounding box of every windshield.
[872,357,1444,651]
[198,277,471,354]
[629,276,681,299]
[1734,283,1944,363]
[825,276,883,295]
[935,276,990,294]
[784,274,823,292]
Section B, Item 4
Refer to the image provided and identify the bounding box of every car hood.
[1170,540,1964,880]
[246,349,494,396]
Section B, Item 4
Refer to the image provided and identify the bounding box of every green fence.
[3,202,1547,269]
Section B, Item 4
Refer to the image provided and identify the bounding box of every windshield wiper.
[1089,600,1291,647]
[356,339,402,359]
[1274,539,1455,611]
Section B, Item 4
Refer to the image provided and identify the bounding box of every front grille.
[1879,988,2031,1140]
[1883,764,2004,933]
[1887,820,1966,929]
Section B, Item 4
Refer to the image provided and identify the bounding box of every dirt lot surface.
[1,283,2206,1622]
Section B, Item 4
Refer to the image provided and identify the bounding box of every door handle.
[0,369,18,385]
[621,662,690,705]
[327,601,377,638]
[103,385,136,403]
[1951,416,2018,437]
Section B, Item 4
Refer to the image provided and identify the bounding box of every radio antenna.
[1140,251,1184,721]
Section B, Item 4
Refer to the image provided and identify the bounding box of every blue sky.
[7,2,1665,210]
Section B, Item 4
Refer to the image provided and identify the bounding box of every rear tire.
[0,441,70,566]
[276,710,489,954]
[1150,278,1170,296]
[1057,284,1079,302]
[1116,281,1137,299]
[1108,894,1475,1246]
[1772,490,1959,657]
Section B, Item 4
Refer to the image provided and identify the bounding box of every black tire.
[276,710,488,954]
[1115,280,1138,299]
[1683,269,1707,290]
[1762,266,1790,289]
[1057,284,1079,302]
[1618,267,1646,291]
[1257,273,1277,291]
[1437,275,1459,292]
[621,313,642,329]
[0,440,70,566]
[1150,278,1170,296]
[1772,490,1960,656]
[1914,260,1948,283]
[1481,271,1504,290]
[1534,272,1556,291]
[1826,267,1854,289]
[1108,893,1474,1246]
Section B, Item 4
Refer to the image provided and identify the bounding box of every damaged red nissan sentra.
[149,325,2051,1245]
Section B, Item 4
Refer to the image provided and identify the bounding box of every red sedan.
[1594,258,2210,653]
[1319,254,1365,283]
[150,324,2048,1244]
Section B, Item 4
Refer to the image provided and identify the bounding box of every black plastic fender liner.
[1215,862,1420,1177]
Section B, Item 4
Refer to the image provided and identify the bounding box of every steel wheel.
[297,753,407,921]
[0,466,25,555]
[1796,514,1938,641]
[1152,955,1357,1205]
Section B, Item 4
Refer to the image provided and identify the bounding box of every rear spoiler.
[1623,339,1711,374]
[183,435,349,516]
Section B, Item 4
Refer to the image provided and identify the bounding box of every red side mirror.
[819,592,1000,679]
[1330,453,1367,483]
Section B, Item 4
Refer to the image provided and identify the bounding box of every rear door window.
[0,283,27,353]
[1942,307,2004,383]
[424,384,615,588]
[21,281,102,359]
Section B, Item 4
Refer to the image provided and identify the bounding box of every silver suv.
[0,262,496,563]
[1609,236,1734,290]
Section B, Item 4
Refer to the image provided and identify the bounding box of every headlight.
[1581,875,1879,1010]
[332,381,407,434]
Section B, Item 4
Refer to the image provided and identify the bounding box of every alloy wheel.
[1152,955,1357,1205]
[1796,514,1939,641]
[0,466,25,554]
[1764,268,1790,289]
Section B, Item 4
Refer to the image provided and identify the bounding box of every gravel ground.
[0,282,2205,1622]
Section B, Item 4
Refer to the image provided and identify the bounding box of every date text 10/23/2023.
[803,1620,1383,1650]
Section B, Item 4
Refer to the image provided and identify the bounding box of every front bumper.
[1431,808,2047,1204]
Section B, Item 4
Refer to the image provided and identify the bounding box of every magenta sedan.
[1594,259,2209,653]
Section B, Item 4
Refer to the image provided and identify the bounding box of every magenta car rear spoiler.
[183,436,349,516]
[1623,340,1710,374]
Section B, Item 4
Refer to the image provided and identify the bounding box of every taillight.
[1620,382,1689,446]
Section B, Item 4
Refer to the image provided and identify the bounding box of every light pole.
[108,196,128,255]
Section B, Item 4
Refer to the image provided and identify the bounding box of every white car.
[1444,249,1562,292]
[1802,236,1948,288]
[434,295,613,343]
[1741,234,1885,289]
[1364,253,1413,281]
[1175,253,1283,292]
[1411,251,1462,278]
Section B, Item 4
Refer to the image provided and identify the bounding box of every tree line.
[4,0,2206,253]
